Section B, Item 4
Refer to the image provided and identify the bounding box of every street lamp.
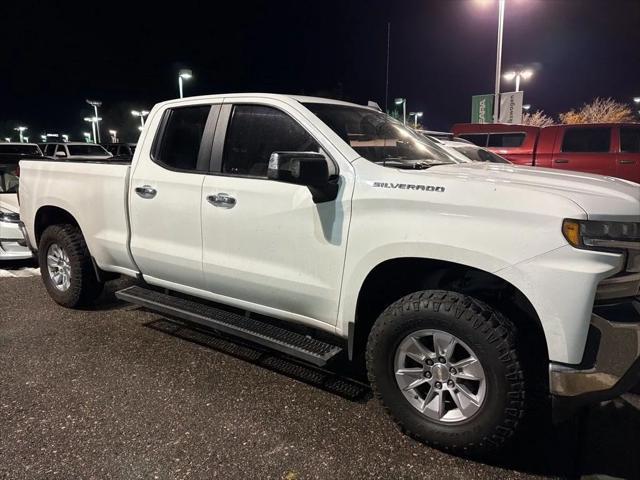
[4,138,10,143]
[86,99,102,142]
[523,104,531,112]
[503,68,533,92]
[394,98,407,125]
[83,116,102,143]
[131,110,149,128]
[634,97,640,104]
[14,126,27,143]
[409,111,423,129]
[178,69,192,98]
[62,134,69,143]
[83,132,92,143]
[109,130,118,142]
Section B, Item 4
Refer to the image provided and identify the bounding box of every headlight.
[0,211,20,223]
[563,219,640,273]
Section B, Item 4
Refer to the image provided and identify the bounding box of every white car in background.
[0,146,35,260]
[40,142,113,161]
[438,139,511,164]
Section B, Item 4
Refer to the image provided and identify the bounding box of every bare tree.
[559,97,635,124]
[522,110,555,127]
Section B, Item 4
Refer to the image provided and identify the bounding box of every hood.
[0,193,19,213]
[427,162,640,221]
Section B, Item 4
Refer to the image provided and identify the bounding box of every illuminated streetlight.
[41,135,47,142]
[14,126,27,143]
[131,110,149,128]
[409,111,423,129]
[62,135,69,143]
[86,99,102,142]
[83,116,102,143]
[178,69,192,98]
[109,130,118,142]
[83,132,92,143]
[634,97,640,104]
[503,68,533,92]
[394,98,407,125]
[4,138,10,143]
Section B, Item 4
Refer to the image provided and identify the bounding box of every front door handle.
[207,193,237,209]
[135,185,157,199]
[554,159,569,164]
[619,159,636,165]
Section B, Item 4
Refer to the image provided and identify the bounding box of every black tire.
[38,224,104,308]
[366,290,525,455]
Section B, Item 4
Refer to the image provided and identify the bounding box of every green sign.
[471,94,494,124]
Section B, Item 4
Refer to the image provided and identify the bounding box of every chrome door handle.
[619,160,636,165]
[207,193,236,209]
[554,159,569,164]
[135,185,157,199]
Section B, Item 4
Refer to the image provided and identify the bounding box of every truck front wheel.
[38,224,104,308]
[366,290,525,455]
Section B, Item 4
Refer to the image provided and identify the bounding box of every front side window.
[223,105,319,177]
[44,144,56,156]
[620,128,640,153]
[156,105,211,171]
[562,128,611,153]
[0,144,42,156]
[304,103,458,169]
[487,133,525,148]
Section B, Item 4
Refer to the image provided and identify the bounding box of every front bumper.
[550,297,640,411]
[0,219,33,260]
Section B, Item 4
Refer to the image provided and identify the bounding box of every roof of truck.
[157,93,374,110]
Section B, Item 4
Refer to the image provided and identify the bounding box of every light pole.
[394,98,407,125]
[86,100,102,142]
[109,130,118,142]
[14,126,27,143]
[178,69,192,98]
[62,134,69,143]
[503,68,533,92]
[409,111,423,129]
[492,0,506,123]
[83,132,92,143]
[83,117,102,143]
[131,110,149,129]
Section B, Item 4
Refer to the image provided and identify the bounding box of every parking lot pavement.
[1,276,638,480]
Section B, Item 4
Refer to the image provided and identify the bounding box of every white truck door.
[201,102,352,327]
[129,104,220,290]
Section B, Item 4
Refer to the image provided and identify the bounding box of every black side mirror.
[268,151,338,203]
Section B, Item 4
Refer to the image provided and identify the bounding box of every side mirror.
[268,151,338,202]
[55,150,67,158]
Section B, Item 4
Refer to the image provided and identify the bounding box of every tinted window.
[223,105,319,177]
[0,144,41,155]
[106,145,118,154]
[55,145,67,155]
[487,133,525,148]
[620,128,640,153]
[457,134,488,147]
[0,163,19,193]
[67,145,109,156]
[562,128,611,153]
[44,144,56,155]
[453,146,510,163]
[156,106,211,171]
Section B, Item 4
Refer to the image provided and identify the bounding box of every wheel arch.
[34,205,80,246]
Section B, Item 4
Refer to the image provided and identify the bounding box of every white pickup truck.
[18,94,640,454]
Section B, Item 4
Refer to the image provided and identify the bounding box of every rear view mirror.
[268,151,338,202]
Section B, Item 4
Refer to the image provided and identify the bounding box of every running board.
[115,285,342,367]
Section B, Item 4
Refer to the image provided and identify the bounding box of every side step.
[116,285,343,367]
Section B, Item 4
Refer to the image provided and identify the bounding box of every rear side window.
[561,128,611,153]
[487,133,525,148]
[457,134,488,147]
[44,144,56,156]
[620,128,640,153]
[222,105,318,177]
[155,106,211,171]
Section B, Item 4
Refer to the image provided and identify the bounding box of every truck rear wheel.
[366,290,525,455]
[38,224,104,308]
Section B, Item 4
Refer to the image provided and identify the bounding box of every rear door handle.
[619,159,636,165]
[135,185,157,199]
[207,193,236,209]
[554,159,569,164]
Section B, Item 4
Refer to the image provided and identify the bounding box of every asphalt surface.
[1,267,639,479]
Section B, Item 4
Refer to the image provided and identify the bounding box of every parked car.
[40,142,113,160]
[452,123,640,183]
[19,94,640,454]
[439,139,511,163]
[0,143,41,260]
[103,142,136,159]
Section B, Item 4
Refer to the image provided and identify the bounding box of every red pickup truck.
[452,123,640,184]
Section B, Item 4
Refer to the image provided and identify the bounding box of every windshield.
[0,163,19,194]
[67,145,110,156]
[453,146,510,164]
[303,103,459,169]
[0,144,42,156]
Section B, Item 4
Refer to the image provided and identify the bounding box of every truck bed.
[18,159,138,275]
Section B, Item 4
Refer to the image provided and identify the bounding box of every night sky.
[3,0,639,142]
